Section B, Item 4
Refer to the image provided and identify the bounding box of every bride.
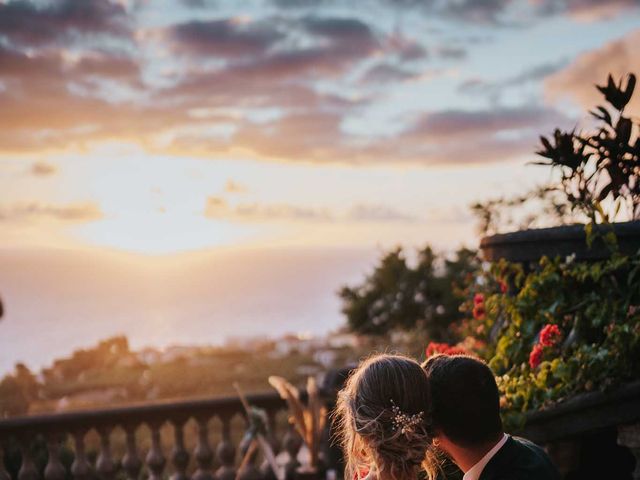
[334,354,439,480]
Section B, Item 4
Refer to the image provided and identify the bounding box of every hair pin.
[390,399,424,435]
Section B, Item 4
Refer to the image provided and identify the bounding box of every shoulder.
[480,436,561,480]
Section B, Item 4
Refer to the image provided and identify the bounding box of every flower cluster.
[528,344,544,370]
[528,323,563,369]
[425,341,468,358]
[473,293,486,320]
[539,324,562,347]
[390,399,424,435]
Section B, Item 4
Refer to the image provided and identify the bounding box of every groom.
[421,354,561,480]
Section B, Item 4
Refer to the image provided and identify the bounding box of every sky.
[0,0,640,372]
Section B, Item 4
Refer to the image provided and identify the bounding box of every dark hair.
[421,354,503,448]
[335,354,436,480]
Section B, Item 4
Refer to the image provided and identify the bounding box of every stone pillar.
[545,440,580,478]
[618,423,640,480]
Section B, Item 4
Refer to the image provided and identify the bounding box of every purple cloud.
[0,0,130,48]
[168,18,284,58]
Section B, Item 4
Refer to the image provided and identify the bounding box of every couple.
[335,354,561,480]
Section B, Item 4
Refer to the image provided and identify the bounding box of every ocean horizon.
[0,245,378,375]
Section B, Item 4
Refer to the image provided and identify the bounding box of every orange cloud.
[224,180,248,194]
[0,202,103,223]
[544,29,640,114]
[0,1,590,167]
[563,0,639,22]
[30,161,58,176]
[203,197,416,224]
[204,196,332,222]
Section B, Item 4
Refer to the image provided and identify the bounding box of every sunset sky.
[1,0,639,254]
[1,0,640,372]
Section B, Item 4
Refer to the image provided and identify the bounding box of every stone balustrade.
[2,373,639,479]
[0,391,322,480]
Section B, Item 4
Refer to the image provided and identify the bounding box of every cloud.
[278,0,515,25]
[300,16,378,54]
[30,161,58,176]
[180,0,215,7]
[0,2,584,169]
[0,38,173,153]
[379,0,514,25]
[436,45,467,59]
[272,0,638,26]
[204,196,332,222]
[544,29,640,114]
[167,18,284,58]
[534,0,640,22]
[165,103,569,166]
[224,179,248,194]
[385,33,429,61]
[229,111,350,163]
[440,0,514,24]
[375,104,573,164]
[204,197,417,223]
[0,0,131,48]
[347,204,416,222]
[405,106,566,139]
[381,0,639,25]
[163,14,378,67]
[459,60,566,95]
[360,63,419,84]
[0,202,103,222]
[0,32,564,168]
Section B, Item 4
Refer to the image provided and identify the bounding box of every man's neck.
[442,435,505,473]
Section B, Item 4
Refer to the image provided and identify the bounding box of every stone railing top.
[526,380,640,423]
[0,390,288,436]
[519,380,640,443]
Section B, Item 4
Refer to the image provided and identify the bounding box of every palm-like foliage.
[536,73,639,222]
[268,376,326,469]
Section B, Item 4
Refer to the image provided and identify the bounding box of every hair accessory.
[390,399,424,435]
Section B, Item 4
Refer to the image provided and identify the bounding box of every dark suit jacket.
[479,436,561,480]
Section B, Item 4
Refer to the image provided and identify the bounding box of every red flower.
[499,280,508,294]
[529,344,544,369]
[444,346,469,355]
[474,293,485,305]
[426,342,448,357]
[472,304,485,320]
[426,342,468,358]
[539,324,562,347]
[355,466,370,480]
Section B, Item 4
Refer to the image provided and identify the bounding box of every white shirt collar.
[462,434,509,480]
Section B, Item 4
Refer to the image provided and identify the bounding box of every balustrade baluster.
[0,445,11,480]
[18,435,39,480]
[170,419,189,480]
[122,425,142,480]
[192,416,214,480]
[260,410,279,480]
[266,410,281,455]
[215,416,236,480]
[146,422,166,480]
[70,430,91,480]
[44,434,66,480]
[237,434,261,480]
[282,427,302,480]
[96,427,115,480]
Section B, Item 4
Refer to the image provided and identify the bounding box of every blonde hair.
[335,354,440,480]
